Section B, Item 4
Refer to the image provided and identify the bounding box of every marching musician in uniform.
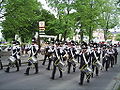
[46,41,55,70]
[42,41,50,65]
[24,38,39,75]
[51,42,63,79]
[101,45,110,71]
[5,41,19,72]
[16,41,21,66]
[67,41,77,74]
[91,43,101,77]
[107,45,115,68]
[79,43,91,85]
[113,44,118,64]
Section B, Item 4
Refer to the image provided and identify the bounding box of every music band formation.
[0,38,118,85]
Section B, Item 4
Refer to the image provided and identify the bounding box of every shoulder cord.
[82,53,88,65]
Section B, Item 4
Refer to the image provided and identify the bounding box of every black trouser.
[51,59,62,79]
[42,55,49,65]
[25,62,38,75]
[0,60,3,69]
[5,60,19,72]
[114,55,117,64]
[92,64,99,77]
[67,61,76,73]
[102,58,110,71]
[18,59,21,66]
[109,55,114,68]
[80,71,90,85]
[46,57,53,70]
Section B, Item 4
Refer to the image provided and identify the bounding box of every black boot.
[19,59,21,66]
[5,67,10,73]
[0,61,3,69]
[24,67,30,75]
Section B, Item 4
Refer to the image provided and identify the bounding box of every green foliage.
[1,0,41,42]
[115,33,120,41]
[46,0,75,40]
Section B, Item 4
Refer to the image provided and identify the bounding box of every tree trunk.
[80,29,83,42]
[63,30,67,41]
[104,29,108,41]
[89,27,92,43]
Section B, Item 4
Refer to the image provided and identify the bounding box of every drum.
[70,59,78,66]
[9,56,16,63]
[93,60,102,68]
[54,59,66,71]
[69,57,78,67]
[80,64,93,75]
[28,56,37,64]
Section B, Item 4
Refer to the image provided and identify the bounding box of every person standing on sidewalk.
[24,38,39,75]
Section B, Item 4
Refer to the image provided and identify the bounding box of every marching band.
[1,39,119,85]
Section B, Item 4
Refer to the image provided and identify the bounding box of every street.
[0,48,120,90]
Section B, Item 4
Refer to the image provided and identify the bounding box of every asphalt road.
[0,48,120,90]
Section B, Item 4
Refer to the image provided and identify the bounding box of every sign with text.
[39,21,45,30]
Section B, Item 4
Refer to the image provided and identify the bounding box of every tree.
[46,0,75,41]
[73,0,105,42]
[98,0,119,41]
[1,0,42,42]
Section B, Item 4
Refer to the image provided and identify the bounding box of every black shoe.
[34,72,38,74]
[46,68,50,70]
[87,80,90,83]
[5,70,9,73]
[42,63,45,65]
[96,74,98,76]
[59,76,62,78]
[79,82,83,85]
[50,77,54,80]
[16,69,19,72]
[68,71,70,74]
[24,73,29,75]
[91,73,93,78]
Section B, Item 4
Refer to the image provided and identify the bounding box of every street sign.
[39,21,45,30]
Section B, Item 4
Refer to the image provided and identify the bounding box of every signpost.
[38,21,45,50]
[39,21,45,30]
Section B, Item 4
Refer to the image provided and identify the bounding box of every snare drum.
[9,56,16,63]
